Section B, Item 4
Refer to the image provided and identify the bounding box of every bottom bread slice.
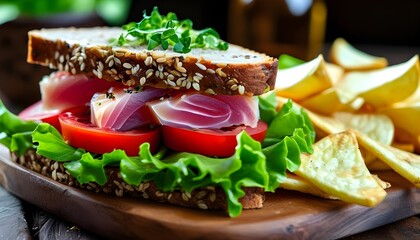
[11,149,265,212]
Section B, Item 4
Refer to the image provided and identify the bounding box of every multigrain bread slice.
[12,150,265,212]
[28,27,278,96]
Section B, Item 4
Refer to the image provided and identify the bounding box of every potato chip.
[367,159,391,171]
[371,174,391,189]
[332,112,394,145]
[354,130,420,188]
[275,55,333,101]
[299,88,356,115]
[336,55,419,109]
[280,173,339,200]
[329,38,388,71]
[295,131,387,207]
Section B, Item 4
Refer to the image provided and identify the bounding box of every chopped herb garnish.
[116,6,229,53]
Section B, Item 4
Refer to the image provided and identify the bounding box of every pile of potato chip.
[275,38,420,207]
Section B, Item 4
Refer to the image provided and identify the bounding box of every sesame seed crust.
[27,27,278,96]
[11,150,265,213]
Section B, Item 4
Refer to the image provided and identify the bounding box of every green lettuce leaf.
[278,54,305,69]
[258,92,278,125]
[0,101,38,151]
[32,123,85,161]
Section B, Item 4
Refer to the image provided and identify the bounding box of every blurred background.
[0,0,419,113]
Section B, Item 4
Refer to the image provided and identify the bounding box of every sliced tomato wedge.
[162,120,268,157]
[18,101,61,131]
[59,107,161,156]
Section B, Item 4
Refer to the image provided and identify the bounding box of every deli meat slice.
[148,93,259,129]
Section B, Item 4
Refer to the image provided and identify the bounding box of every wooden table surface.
[0,185,418,240]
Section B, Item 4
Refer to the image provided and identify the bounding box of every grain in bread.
[12,149,265,212]
[28,27,278,96]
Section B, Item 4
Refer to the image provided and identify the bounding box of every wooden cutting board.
[0,145,418,239]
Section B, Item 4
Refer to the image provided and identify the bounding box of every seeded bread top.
[28,27,278,96]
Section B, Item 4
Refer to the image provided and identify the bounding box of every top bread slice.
[28,27,278,96]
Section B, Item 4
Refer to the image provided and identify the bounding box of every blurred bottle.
[228,0,327,60]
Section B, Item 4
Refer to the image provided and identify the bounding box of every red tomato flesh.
[162,120,267,157]
[18,101,61,131]
[59,107,161,156]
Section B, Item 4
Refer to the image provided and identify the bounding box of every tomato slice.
[18,101,61,131]
[59,107,161,156]
[162,120,267,157]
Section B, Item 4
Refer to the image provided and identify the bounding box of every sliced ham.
[148,93,259,129]
[90,87,166,131]
[40,71,118,111]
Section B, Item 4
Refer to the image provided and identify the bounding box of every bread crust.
[12,149,265,213]
[27,28,278,96]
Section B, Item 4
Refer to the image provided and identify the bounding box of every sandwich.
[0,7,315,217]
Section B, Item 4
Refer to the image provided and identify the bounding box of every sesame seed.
[114,57,121,65]
[195,62,207,70]
[195,72,204,78]
[142,192,149,199]
[206,69,216,74]
[64,64,69,72]
[54,51,59,59]
[124,52,131,58]
[52,169,57,181]
[132,64,140,74]
[192,82,200,91]
[167,74,175,81]
[59,55,65,63]
[97,70,103,79]
[196,190,207,199]
[159,72,164,79]
[70,55,78,62]
[126,70,132,75]
[158,64,164,72]
[80,62,85,71]
[115,52,124,57]
[156,57,166,63]
[140,77,146,85]
[80,53,87,59]
[198,203,208,210]
[58,63,64,71]
[238,85,245,95]
[123,63,133,69]
[176,66,187,73]
[182,193,189,201]
[216,68,226,78]
[186,81,192,89]
[193,76,202,82]
[98,62,104,71]
[167,193,173,200]
[105,55,113,63]
[111,68,118,74]
[53,161,59,170]
[124,184,134,192]
[230,84,238,91]
[209,192,216,202]
[108,60,114,68]
[205,88,216,95]
[113,180,123,190]
[155,191,165,197]
[167,80,176,87]
[143,182,150,190]
[169,69,181,77]
[144,56,153,66]
[72,46,81,55]
[115,189,124,197]
[216,63,227,68]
